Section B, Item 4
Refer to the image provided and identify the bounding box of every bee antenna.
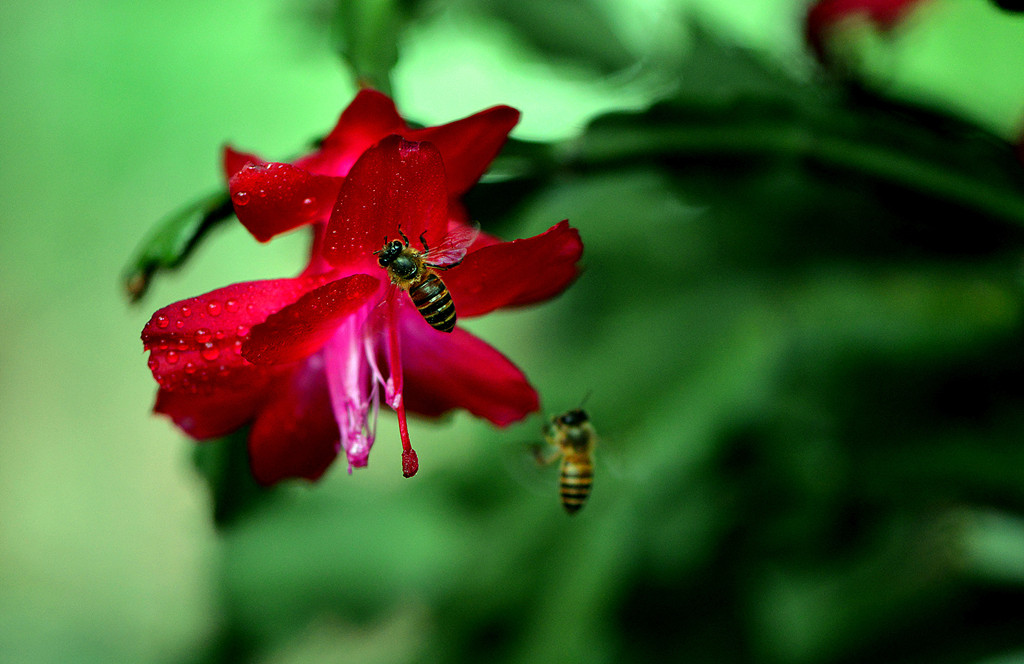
[577,390,593,410]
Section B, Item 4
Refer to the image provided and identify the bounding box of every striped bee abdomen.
[409,273,456,333]
[559,456,593,514]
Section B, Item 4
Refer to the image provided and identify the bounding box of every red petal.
[152,377,274,440]
[409,105,519,196]
[296,89,407,177]
[242,273,381,365]
[228,162,343,242]
[322,136,449,270]
[248,352,341,485]
[222,146,264,180]
[142,276,331,395]
[806,0,926,59]
[445,221,583,318]
[398,308,539,425]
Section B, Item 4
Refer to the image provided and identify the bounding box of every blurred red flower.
[805,0,930,61]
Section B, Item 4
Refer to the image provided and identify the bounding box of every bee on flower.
[141,92,584,484]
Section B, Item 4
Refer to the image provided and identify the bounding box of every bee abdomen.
[559,458,593,515]
[410,273,456,333]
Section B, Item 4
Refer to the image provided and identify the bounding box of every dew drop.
[194,328,212,344]
[156,315,169,328]
[201,343,220,361]
[214,331,226,341]
[184,362,197,374]
[302,197,314,207]
[233,340,244,355]
[175,320,184,328]
[166,351,179,364]
[235,324,250,338]
[232,190,250,206]
[207,301,222,317]
[181,305,192,318]
[257,189,267,198]
[147,359,158,372]
[177,342,188,351]
[225,299,239,313]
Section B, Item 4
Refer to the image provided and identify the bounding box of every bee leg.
[419,231,429,252]
[398,227,410,246]
[531,444,560,466]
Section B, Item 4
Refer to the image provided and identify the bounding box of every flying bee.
[373,223,479,333]
[535,408,597,515]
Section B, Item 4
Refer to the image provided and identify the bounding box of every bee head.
[557,409,589,427]
[374,239,405,267]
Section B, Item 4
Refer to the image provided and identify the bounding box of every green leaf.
[121,190,233,303]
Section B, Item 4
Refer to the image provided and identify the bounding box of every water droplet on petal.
[147,359,158,372]
[233,340,244,355]
[207,301,222,317]
[201,343,219,361]
[225,299,239,313]
[156,315,169,328]
[194,328,212,344]
[184,362,196,374]
[235,325,250,338]
[175,320,184,328]
[232,190,250,206]
[257,189,267,198]
[181,306,192,318]
[214,331,226,341]
[166,351,179,364]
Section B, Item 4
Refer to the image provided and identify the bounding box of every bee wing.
[423,221,480,269]
[500,439,561,497]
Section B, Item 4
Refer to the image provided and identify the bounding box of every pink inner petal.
[323,300,380,471]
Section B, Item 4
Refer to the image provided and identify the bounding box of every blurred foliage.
[122,191,233,302]
[108,0,1024,663]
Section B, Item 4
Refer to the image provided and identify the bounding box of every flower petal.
[409,105,520,196]
[445,221,583,318]
[242,273,381,365]
[295,89,406,177]
[142,276,331,395]
[322,136,450,270]
[806,0,927,60]
[152,377,274,440]
[398,307,539,425]
[228,162,343,242]
[248,352,341,485]
[222,146,264,180]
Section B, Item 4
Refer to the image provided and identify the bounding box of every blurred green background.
[5,0,1024,662]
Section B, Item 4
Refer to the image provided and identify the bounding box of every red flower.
[805,0,930,61]
[224,88,519,243]
[142,134,583,484]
